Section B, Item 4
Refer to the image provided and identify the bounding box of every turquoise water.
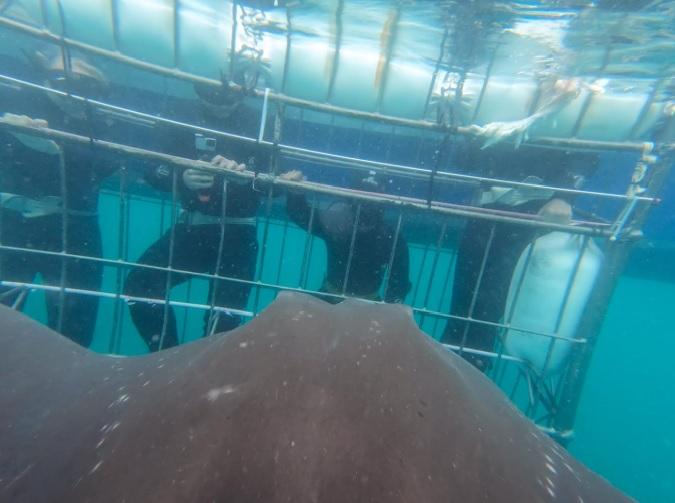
[572,276,675,502]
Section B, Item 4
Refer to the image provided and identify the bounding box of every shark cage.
[0,0,673,443]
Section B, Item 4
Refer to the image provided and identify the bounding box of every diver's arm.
[384,234,412,303]
[285,191,312,231]
[1,113,60,155]
[141,163,189,193]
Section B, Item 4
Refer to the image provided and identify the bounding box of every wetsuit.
[286,193,411,303]
[124,115,266,352]
[440,145,598,371]
[0,74,117,347]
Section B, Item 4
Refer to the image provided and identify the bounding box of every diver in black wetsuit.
[281,170,411,304]
[439,142,598,372]
[0,54,116,348]
[124,84,268,352]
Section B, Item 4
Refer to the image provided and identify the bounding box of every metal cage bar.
[0,234,593,354]
[552,150,674,442]
[108,167,129,354]
[340,202,361,297]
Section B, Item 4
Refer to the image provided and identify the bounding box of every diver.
[0,52,116,347]
[124,82,268,352]
[280,169,411,304]
[439,142,598,372]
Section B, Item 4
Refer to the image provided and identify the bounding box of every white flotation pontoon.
[0,0,672,145]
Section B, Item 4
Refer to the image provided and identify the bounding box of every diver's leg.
[441,217,497,371]
[124,225,190,352]
[205,226,258,336]
[43,216,103,347]
[441,201,543,371]
[0,210,39,309]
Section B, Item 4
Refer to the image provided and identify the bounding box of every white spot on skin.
[2,464,34,490]
[546,486,556,498]
[205,385,236,402]
[546,462,557,474]
[239,342,248,348]
[108,394,130,408]
[88,461,103,475]
[143,380,151,387]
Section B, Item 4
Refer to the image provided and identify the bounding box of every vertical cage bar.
[56,149,68,333]
[108,168,128,354]
[115,185,132,354]
[470,39,500,123]
[493,231,539,377]
[418,221,447,325]
[274,216,290,285]
[457,223,495,356]
[253,101,283,313]
[179,278,193,344]
[299,195,317,290]
[206,179,228,336]
[11,288,28,309]
[381,210,403,302]
[530,235,591,416]
[627,75,667,140]
[109,0,120,52]
[430,246,456,338]
[553,152,673,441]
[411,239,430,306]
[158,169,179,350]
[173,0,180,69]
[341,202,361,297]
[422,25,449,119]
[544,235,591,374]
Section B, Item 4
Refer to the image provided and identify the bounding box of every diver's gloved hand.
[182,168,214,191]
[2,113,48,129]
[211,154,245,172]
[1,113,60,155]
[279,170,305,194]
[279,170,304,182]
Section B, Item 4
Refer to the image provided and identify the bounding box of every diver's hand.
[211,154,245,172]
[279,170,305,182]
[2,113,60,155]
[183,168,214,191]
[2,113,49,129]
